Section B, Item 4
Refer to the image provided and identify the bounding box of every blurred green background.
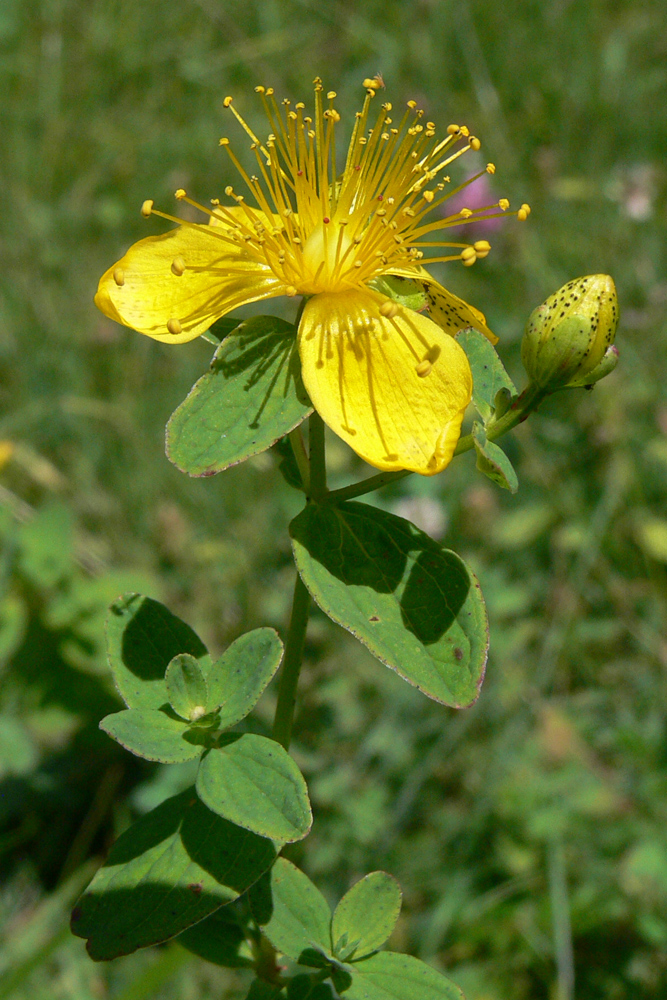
[1,0,666,997]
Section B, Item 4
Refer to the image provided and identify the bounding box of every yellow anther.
[460,208,473,218]
[518,203,531,220]
[474,241,491,259]
[167,318,182,335]
[210,198,220,205]
[140,199,154,217]
[171,256,186,276]
[113,267,125,286]
[266,87,274,96]
[295,102,305,110]
[486,163,496,174]
[407,100,417,109]
[461,247,477,261]
[462,256,476,267]
[460,125,470,137]
[354,260,363,267]
[470,137,481,151]
[225,186,234,196]
[254,86,265,94]
[422,190,435,203]
[327,90,337,99]
[416,360,433,377]
[426,121,436,130]
[447,124,460,135]
[285,286,298,296]
[219,137,229,145]
[499,198,510,211]
[379,300,399,318]
[223,96,233,107]
[174,188,186,200]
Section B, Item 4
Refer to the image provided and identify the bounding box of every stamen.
[140,199,154,217]
[379,300,399,318]
[171,257,186,276]
[416,360,433,377]
[113,268,125,286]
[167,318,182,335]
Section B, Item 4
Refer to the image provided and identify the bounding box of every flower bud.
[521,275,619,391]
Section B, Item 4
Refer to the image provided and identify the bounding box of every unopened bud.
[521,275,619,391]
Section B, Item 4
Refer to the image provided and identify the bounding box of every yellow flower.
[96,79,527,475]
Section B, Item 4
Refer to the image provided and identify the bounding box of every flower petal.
[389,266,498,344]
[95,224,284,343]
[298,288,472,475]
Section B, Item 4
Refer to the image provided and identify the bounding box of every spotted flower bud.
[521,275,619,391]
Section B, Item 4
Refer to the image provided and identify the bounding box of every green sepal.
[368,274,429,312]
[99,708,207,763]
[166,315,313,478]
[472,422,519,494]
[106,593,211,710]
[566,344,619,387]
[290,502,489,708]
[249,857,332,966]
[166,653,209,721]
[200,316,242,346]
[332,872,402,961]
[176,906,254,968]
[71,788,280,960]
[345,952,464,999]
[456,327,516,423]
[196,733,312,843]
[207,628,284,729]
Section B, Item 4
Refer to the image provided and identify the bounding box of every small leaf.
[345,952,464,1000]
[196,734,312,843]
[472,422,519,494]
[456,327,516,423]
[166,315,312,477]
[332,872,402,960]
[249,857,332,965]
[176,907,253,967]
[106,594,211,710]
[100,708,206,763]
[18,502,74,588]
[166,653,209,721]
[71,789,279,960]
[200,315,242,346]
[290,503,488,708]
[208,628,284,727]
[288,976,336,1000]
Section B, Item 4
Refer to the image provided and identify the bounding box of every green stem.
[327,384,546,502]
[309,411,327,500]
[272,571,311,750]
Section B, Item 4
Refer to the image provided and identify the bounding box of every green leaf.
[200,315,242,346]
[166,315,312,477]
[290,503,488,708]
[245,981,285,1000]
[106,594,211,710]
[456,327,516,423]
[288,976,336,999]
[197,734,312,843]
[368,275,429,312]
[208,628,284,728]
[345,953,464,1000]
[472,422,519,494]
[166,653,209,721]
[332,873,402,961]
[100,708,206,763]
[176,907,253,967]
[249,858,332,965]
[71,788,279,960]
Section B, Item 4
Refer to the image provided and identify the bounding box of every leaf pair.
[456,327,519,493]
[247,859,462,1000]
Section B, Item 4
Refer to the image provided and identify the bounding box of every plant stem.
[327,384,546,502]
[272,570,311,750]
[309,411,327,500]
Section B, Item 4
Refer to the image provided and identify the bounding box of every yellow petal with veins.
[95,224,283,343]
[298,288,472,475]
[389,267,498,344]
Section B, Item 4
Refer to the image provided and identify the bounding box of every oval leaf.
[249,857,331,965]
[456,326,516,424]
[208,628,284,727]
[472,422,519,494]
[166,653,209,721]
[346,953,464,1000]
[106,593,211,710]
[176,907,253,968]
[196,734,312,843]
[100,708,203,763]
[332,872,402,960]
[71,789,279,960]
[166,315,312,477]
[290,502,488,708]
